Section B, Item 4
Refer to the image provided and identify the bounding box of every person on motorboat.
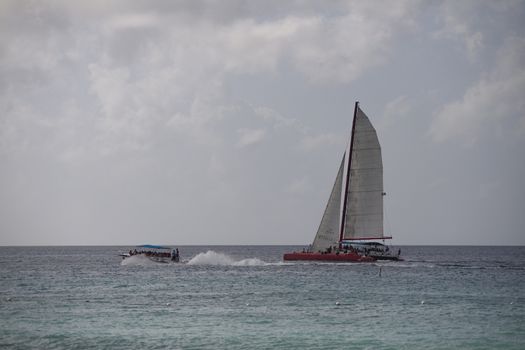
[171,248,180,262]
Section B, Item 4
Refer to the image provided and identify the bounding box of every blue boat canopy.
[136,244,172,250]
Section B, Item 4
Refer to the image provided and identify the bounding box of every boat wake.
[187,250,267,266]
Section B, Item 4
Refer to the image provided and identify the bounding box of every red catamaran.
[283,102,402,262]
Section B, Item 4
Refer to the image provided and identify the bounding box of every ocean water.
[0,245,524,349]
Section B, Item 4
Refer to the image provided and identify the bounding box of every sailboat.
[283,102,402,262]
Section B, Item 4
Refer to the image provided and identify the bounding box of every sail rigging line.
[350,213,384,217]
[350,189,384,193]
[343,236,392,241]
[349,168,382,172]
[384,192,392,242]
[339,101,359,243]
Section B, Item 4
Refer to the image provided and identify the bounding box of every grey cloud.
[430,36,525,144]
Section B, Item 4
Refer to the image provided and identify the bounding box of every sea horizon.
[2,243,524,247]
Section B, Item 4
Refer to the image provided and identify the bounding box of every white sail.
[311,156,345,252]
[342,106,384,240]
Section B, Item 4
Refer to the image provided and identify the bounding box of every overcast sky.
[1,1,524,246]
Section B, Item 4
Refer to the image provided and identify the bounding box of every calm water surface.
[0,245,524,349]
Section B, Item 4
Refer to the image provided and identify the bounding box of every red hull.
[283,252,376,262]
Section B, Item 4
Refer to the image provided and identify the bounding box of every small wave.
[187,250,267,266]
[437,263,523,270]
[370,261,436,269]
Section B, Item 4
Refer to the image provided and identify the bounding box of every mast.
[339,101,359,243]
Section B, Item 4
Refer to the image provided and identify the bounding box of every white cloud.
[220,16,312,74]
[236,128,266,147]
[433,1,525,62]
[299,133,341,152]
[434,1,485,60]
[430,37,525,144]
[252,105,342,151]
[380,95,413,130]
[290,1,419,83]
[254,106,299,130]
[109,13,159,30]
[0,1,422,161]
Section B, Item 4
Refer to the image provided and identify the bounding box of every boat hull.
[283,252,376,262]
[121,254,180,263]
